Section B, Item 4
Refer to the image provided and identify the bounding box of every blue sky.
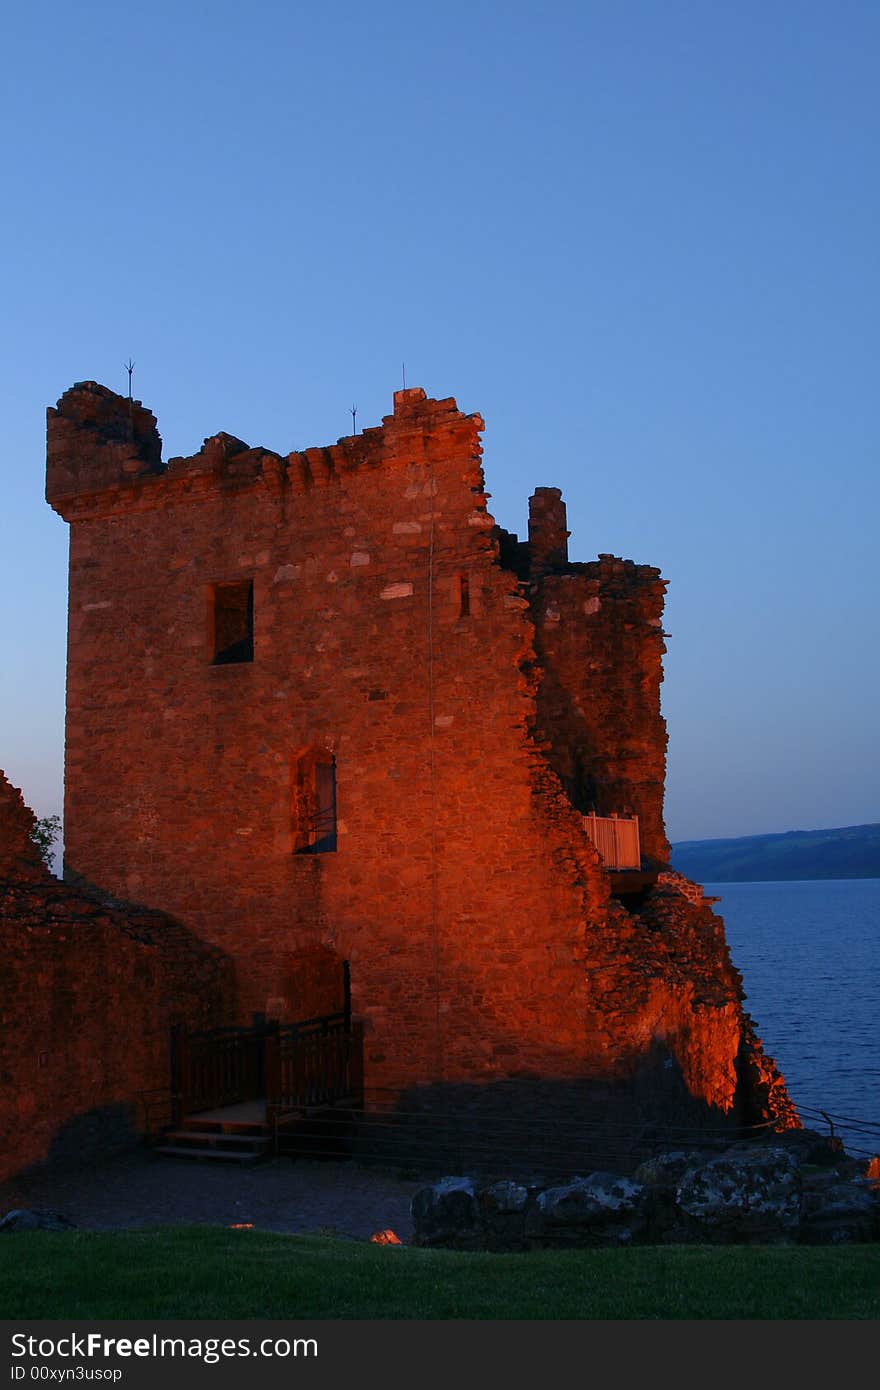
[1,0,877,842]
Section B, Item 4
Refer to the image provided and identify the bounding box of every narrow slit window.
[212,580,253,664]
[459,572,470,617]
[293,750,337,854]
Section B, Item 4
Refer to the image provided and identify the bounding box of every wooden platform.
[187,1100,267,1126]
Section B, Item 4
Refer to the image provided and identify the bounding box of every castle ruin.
[0,380,797,1181]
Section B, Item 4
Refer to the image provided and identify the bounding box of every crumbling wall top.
[0,772,51,885]
[46,382,484,521]
[46,382,164,511]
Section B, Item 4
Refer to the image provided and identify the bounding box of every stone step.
[154,1143,268,1164]
[155,1126,271,1162]
[162,1128,270,1150]
[183,1119,268,1137]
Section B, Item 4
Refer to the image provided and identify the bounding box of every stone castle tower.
[43,380,795,1132]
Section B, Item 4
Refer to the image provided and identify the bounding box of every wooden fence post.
[264,1022,281,1132]
[349,1020,365,1108]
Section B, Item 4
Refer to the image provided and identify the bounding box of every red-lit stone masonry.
[0,772,233,1182]
[42,381,797,1134]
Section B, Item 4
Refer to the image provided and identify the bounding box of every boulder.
[0,1208,75,1233]
[527,1172,648,1246]
[634,1150,708,1192]
[481,1179,530,1214]
[410,1177,481,1249]
[634,1150,713,1242]
[800,1173,879,1245]
[479,1179,532,1251]
[762,1127,849,1169]
[676,1146,800,1243]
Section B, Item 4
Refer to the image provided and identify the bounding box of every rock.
[411,1177,481,1249]
[482,1179,530,1214]
[479,1180,532,1251]
[634,1150,713,1242]
[800,1175,879,1244]
[635,1150,708,1192]
[410,1145,879,1251]
[763,1127,848,1168]
[527,1172,648,1246]
[0,1208,76,1232]
[676,1146,800,1243]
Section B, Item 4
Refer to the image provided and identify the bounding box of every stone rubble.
[411,1134,879,1249]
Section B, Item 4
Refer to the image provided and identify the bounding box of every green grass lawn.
[1,1228,878,1319]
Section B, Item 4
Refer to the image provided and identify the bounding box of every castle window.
[459,572,471,617]
[211,580,253,664]
[293,750,337,854]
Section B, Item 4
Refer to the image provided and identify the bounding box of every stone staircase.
[155,1113,271,1164]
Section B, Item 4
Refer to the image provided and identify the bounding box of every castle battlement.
[47,382,485,521]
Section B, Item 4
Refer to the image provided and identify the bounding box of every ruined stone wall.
[0,775,47,885]
[48,384,611,1094]
[529,552,670,864]
[44,381,795,1130]
[0,774,233,1182]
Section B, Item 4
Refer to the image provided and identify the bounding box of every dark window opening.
[565,764,598,817]
[459,572,471,617]
[293,750,337,854]
[212,580,253,664]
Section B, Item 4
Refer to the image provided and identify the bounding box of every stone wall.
[0,774,47,885]
[0,774,233,1182]
[43,380,797,1132]
[525,514,669,862]
[47,384,609,1092]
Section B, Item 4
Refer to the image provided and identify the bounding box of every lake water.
[707,878,880,1158]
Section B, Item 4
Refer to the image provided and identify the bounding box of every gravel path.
[0,1151,422,1242]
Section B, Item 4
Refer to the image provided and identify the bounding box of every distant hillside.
[670,823,880,882]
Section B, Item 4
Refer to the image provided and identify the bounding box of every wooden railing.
[172,1024,267,1119]
[171,1013,363,1125]
[270,1015,364,1125]
[583,813,641,870]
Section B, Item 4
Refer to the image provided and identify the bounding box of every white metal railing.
[582,813,641,870]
